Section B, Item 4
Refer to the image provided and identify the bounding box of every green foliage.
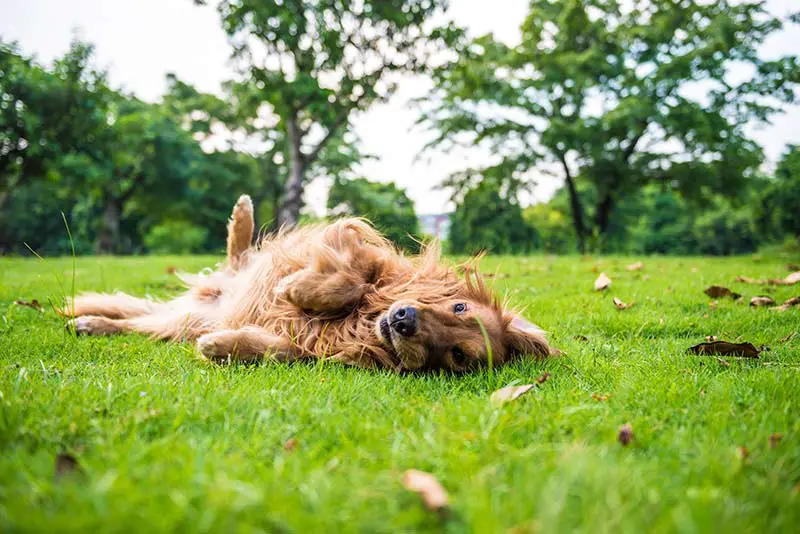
[420,0,799,251]
[327,177,420,251]
[201,0,459,226]
[450,180,538,254]
[758,145,800,242]
[143,220,209,254]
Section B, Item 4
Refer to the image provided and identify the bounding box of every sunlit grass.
[0,253,798,533]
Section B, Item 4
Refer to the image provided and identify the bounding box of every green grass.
[1,253,799,533]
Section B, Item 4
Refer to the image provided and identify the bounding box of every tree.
[419,0,799,252]
[758,145,800,242]
[199,0,459,227]
[327,176,420,251]
[450,180,538,255]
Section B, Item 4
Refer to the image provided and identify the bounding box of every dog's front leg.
[275,269,368,313]
[197,326,303,363]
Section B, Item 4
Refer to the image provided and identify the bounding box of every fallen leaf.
[715,356,730,367]
[705,335,718,342]
[594,272,612,291]
[737,446,749,462]
[535,372,552,385]
[613,297,634,310]
[284,438,299,452]
[750,296,775,307]
[704,286,741,299]
[688,341,761,358]
[708,301,718,309]
[166,265,177,274]
[573,335,589,343]
[780,332,797,343]
[736,272,800,286]
[769,433,783,449]
[483,272,509,279]
[591,393,611,402]
[402,469,450,512]
[618,423,633,446]
[788,264,800,272]
[773,296,800,311]
[54,453,82,479]
[13,299,42,311]
[626,262,644,271]
[491,384,535,405]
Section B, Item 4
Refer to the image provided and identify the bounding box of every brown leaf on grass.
[402,469,450,512]
[773,296,800,312]
[618,423,633,446]
[573,335,589,343]
[613,297,634,310]
[483,272,510,279]
[788,264,800,272]
[736,271,800,286]
[491,384,535,405]
[535,372,552,385]
[737,446,750,462]
[591,393,611,402]
[750,296,776,307]
[715,356,731,367]
[13,299,42,311]
[594,272,611,291]
[688,341,761,358]
[704,286,741,299]
[769,433,783,449]
[626,262,644,271]
[780,332,797,343]
[166,265,177,275]
[284,438,299,452]
[54,453,82,479]
[705,335,718,342]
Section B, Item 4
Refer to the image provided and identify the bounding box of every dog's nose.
[390,306,417,337]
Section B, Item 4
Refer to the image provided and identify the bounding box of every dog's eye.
[453,303,467,314]
[451,347,467,367]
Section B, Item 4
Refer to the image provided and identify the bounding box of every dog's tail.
[226,194,254,271]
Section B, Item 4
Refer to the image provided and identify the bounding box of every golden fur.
[64,195,550,371]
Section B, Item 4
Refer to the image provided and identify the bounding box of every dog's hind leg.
[63,292,162,319]
[226,194,254,271]
[67,302,216,341]
[197,326,302,363]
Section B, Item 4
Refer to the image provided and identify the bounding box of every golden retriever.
[64,195,550,371]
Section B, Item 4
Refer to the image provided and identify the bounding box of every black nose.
[390,306,417,337]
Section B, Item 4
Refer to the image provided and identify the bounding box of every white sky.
[2,0,799,215]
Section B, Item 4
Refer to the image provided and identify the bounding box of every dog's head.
[374,272,550,372]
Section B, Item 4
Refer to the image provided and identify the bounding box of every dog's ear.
[504,315,550,359]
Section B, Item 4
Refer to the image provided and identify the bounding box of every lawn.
[0,253,798,533]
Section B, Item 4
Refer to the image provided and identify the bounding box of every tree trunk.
[559,157,587,254]
[96,196,121,255]
[277,116,306,228]
[594,192,614,237]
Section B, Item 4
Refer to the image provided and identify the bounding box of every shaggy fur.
[64,195,551,371]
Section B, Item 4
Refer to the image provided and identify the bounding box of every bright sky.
[2,0,799,215]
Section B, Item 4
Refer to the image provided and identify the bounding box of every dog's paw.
[274,271,300,298]
[197,333,230,359]
[66,316,112,336]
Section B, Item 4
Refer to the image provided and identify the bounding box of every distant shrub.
[143,220,208,254]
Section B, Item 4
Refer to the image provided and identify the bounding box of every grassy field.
[0,253,798,533]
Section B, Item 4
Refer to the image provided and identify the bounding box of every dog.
[64,195,550,371]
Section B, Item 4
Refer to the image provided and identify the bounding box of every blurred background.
[1,0,798,257]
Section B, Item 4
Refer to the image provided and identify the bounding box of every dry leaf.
[737,446,749,462]
[491,384,534,405]
[704,286,741,299]
[626,262,644,271]
[787,272,800,284]
[736,272,800,286]
[618,423,633,446]
[769,433,783,449]
[166,265,177,274]
[535,372,552,385]
[773,296,800,312]
[594,272,612,291]
[483,272,510,279]
[788,264,800,272]
[715,356,730,367]
[750,296,775,307]
[54,453,81,479]
[705,335,718,342]
[284,438,299,452]
[688,341,761,358]
[780,332,797,343]
[13,299,42,311]
[591,393,611,402]
[402,469,450,512]
[613,297,634,310]
[573,335,589,343]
